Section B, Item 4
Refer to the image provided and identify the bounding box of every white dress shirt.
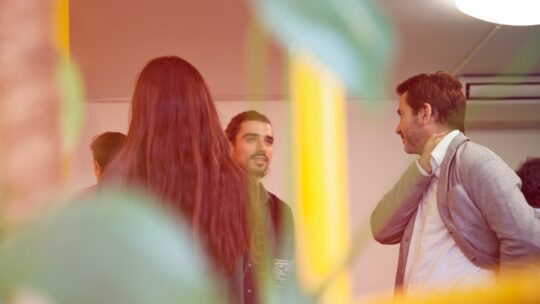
[403,130,494,294]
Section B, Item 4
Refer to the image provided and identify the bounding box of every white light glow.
[455,0,540,26]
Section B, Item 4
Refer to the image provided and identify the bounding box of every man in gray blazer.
[371,72,540,295]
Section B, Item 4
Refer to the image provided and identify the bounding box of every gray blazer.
[371,133,540,289]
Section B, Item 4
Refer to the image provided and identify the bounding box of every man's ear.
[228,141,235,156]
[93,160,102,180]
[419,102,433,124]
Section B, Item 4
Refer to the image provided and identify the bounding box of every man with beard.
[226,110,295,303]
[371,72,540,295]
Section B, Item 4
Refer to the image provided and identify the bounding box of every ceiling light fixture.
[455,0,540,26]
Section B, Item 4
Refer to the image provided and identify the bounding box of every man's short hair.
[516,157,540,208]
[91,132,126,171]
[396,71,466,131]
[225,110,271,142]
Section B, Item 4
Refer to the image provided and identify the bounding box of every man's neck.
[430,124,452,136]
[252,175,263,189]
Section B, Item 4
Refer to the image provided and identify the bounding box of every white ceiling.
[71,0,540,101]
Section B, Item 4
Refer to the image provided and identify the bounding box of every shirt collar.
[258,182,270,204]
[430,130,460,177]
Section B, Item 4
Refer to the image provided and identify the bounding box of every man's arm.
[271,200,295,290]
[279,203,295,260]
[371,162,432,244]
[462,147,540,266]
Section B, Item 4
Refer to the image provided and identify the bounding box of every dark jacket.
[240,186,295,304]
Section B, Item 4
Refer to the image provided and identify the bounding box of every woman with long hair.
[103,56,252,278]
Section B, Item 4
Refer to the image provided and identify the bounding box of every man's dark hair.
[396,71,466,131]
[225,110,271,142]
[91,132,126,171]
[516,157,540,208]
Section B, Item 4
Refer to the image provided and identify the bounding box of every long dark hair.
[104,56,251,275]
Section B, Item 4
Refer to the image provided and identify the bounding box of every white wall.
[69,99,540,299]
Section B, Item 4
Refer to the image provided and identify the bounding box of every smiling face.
[231,120,274,178]
[395,92,428,155]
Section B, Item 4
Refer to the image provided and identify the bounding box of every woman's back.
[103,56,251,276]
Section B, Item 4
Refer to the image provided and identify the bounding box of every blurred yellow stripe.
[53,0,71,181]
[291,51,351,304]
[53,0,70,58]
[356,260,540,304]
[362,270,540,304]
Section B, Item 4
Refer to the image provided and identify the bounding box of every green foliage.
[57,56,85,154]
[0,190,220,304]
[251,0,395,99]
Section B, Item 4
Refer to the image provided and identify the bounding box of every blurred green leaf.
[57,55,85,154]
[0,189,221,304]
[251,0,394,99]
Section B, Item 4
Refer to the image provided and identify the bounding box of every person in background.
[102,56,254,302]
[371,71,540,295]
[516,157,540,217]
[90,131,126,182]
[226,110,295,303]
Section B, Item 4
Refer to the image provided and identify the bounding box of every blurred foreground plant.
[0,190,220,304]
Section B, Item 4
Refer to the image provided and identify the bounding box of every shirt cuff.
[416,160,432,177]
